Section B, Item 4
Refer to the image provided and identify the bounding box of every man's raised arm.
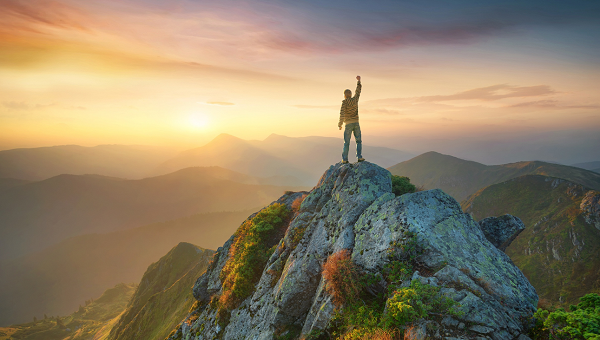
[354,75,362,101]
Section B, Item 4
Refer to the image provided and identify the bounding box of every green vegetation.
[218,203,291,311]
[390,175,416,196]
[0,283,136,340]
[324,233,461,339]
[531,293,600,340]
[463,175,600,307]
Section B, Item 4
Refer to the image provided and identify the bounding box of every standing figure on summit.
[338,75,364,164]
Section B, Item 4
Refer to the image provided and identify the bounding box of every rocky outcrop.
[169,162,538,340]
[478,215,525,251]
[580,191,600,230]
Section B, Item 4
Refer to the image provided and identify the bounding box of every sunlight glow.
[189,112,210,129]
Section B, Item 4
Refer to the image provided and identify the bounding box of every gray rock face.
[478,214,526,251]
[581,191,600,231]
[168,162,538,340]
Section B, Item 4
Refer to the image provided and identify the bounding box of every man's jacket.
[338,81,362,127]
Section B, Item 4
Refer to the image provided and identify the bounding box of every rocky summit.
[168,162,538,340]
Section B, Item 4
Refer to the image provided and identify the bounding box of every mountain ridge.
[389,151,600,202]
[156,134,413,185]
[0,144,177,181]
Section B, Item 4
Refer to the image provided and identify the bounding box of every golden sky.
[1,0,599,162]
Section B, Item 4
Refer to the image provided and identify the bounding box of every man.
[338,75,364,164]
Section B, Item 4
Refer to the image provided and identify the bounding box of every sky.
[1,0,599,164]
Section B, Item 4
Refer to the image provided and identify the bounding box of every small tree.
[44,314,47,320]
[33,316,37,323]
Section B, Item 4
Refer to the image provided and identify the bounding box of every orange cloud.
[0,0,90,34]
[415,84,557,102]
[507,100,600,109]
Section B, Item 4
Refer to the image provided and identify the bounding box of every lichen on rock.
[168,162,538,340]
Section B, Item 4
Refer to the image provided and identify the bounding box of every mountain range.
[388,151,600,202]
[0,144,177,181]
[2,136,600,334]
[154,133,413,185]
[0,166,305,260]
[0,135,413,186]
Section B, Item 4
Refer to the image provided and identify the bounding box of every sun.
[189,112,209,129]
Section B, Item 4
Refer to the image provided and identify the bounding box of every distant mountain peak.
[212,133,244,142]
[263,133,288,142]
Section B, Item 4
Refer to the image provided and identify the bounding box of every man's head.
[344,89,352,99]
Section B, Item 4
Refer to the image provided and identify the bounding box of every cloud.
[255,1,600,54]
[367,84,560,108]
[1,101,68,110]
[263,21,507,54]
[3,0,599,65]
[415,84,557,102]
[2,101,29,110]
[507,100,600,109]
[206,101,234,106]
[0,0,90,33]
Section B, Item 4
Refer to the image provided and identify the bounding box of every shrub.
[531,293,600,340]
[327,251,461,340]
[219,203,290,310]
[384,280,461,329]
[331,279,460,339]
[391,175,416,196]
[323,250,361,307]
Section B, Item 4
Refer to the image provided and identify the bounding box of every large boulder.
[168,162,538,340]
[478,214,526,251]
